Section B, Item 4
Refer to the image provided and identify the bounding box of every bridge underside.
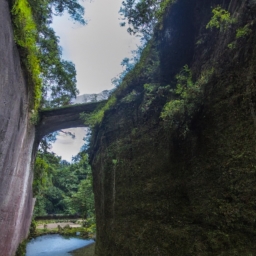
[36,101,106,142]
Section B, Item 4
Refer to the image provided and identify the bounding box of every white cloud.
[51,0,140,95]
[50,128,87,161]
[50,0,140,161]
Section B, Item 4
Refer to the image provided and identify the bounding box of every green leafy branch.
[206,6,237,32]
[119,0,176,38]
[161,65,214,128]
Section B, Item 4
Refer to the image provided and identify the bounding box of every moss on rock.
[90,0,256,255]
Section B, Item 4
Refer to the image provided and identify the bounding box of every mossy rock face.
[15,240,27,256]
[90,0,256,255]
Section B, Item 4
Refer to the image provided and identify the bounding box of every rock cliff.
[0,1,35,255]
[90,0,256,255]
[1,0,256,255]
[0,2,102,254]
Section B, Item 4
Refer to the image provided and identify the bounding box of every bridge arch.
[35,100,106,142]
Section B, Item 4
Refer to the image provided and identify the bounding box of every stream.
[26,234,94,256]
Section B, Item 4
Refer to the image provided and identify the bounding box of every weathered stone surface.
[0,0,35,255]
[0,2,101,254]
[36,101,106,142]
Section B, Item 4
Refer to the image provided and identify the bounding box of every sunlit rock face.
[0,0,36,255]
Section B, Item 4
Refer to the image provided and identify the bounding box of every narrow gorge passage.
[1,0,256,255]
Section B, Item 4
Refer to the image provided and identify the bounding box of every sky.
[50,0,140,161]
[51,0,139,94]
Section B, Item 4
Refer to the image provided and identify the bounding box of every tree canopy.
[119,0,175,39]
[30,0,85,107]
[33,149,95,220]
[12,0,86,109]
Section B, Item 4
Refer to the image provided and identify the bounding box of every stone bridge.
[36,101,106,142]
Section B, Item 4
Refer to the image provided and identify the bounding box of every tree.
[37,26,79,107]
[119,0,175,39]
[33,148,95,219]
[33,0,86,107]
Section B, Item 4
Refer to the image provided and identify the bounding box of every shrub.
[206,6,236,32]
[161,65,214,127]
[236,26,252,39]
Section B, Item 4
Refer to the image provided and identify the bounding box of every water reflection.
[26,234,94,256]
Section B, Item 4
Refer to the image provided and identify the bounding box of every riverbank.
[32,218,96,239]
[37,222,82,230]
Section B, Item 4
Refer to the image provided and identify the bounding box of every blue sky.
[51,0,140,95]
[50,0,140,161]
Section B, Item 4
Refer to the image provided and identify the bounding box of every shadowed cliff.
[89,0,256,255]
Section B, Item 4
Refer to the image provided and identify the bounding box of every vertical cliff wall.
[0,0,36,255]
[0,3,105,253]
[90,0,256,255]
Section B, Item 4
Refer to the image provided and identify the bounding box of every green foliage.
[236,25,252,39]
[111,48,143,88]
[119,0,176,38]
[11,0,42,113]
[161,65,194,124]
[33,150,95,221]
[226,25,251,50]
[161,99,185,122]
[161,65,214,127]
[143,83,157,93]
[11,0,85,113]
[27,0,85,28]
[33,152,51,196]
[15,239,27,256]
[141,83,159,112]
[112,159,118,165]
[30,111,39,124]
[141,83,171,113]
[228,42,236,49]
[206,6,236,32]
[66,176,95,218]
[121,90,138,103]
[115,40,160,96]
[28,219,37,238]
[37,26,79,108]
[80,96,117,127]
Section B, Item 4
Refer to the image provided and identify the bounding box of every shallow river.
[26,234,94,256]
